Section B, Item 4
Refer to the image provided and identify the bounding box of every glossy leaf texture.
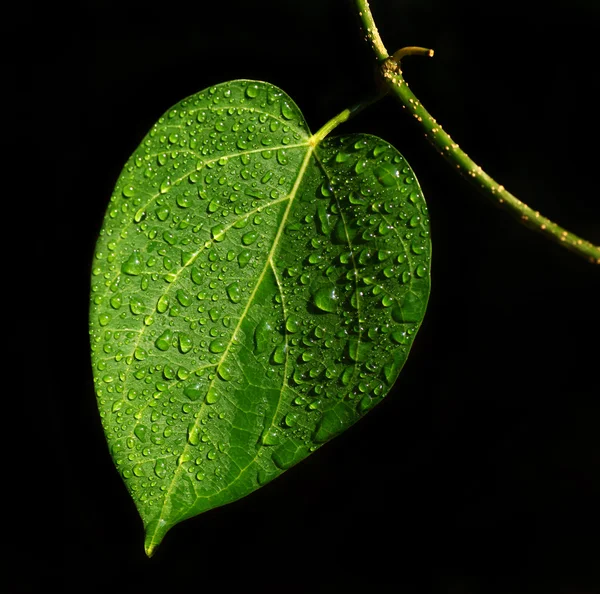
[89,80,431,556]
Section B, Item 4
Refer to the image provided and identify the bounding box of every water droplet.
[409,214,421,228]
[411,240,426,255]
[122,251,143,276]
[207,223,225,242]
[391,330,409,344]
[242,231,258,245]
[281,101,294,119]
[176,194,191,208]
[246,84,259,98]
[355,160,368,174]
[313,286,338,313]
[179,333,193,353]
[272,343,287,364]
[184,382,203,401]
[226,282,241,303]
[205,386,219,404]
[176,290,191,307]
[154,459,167,479]
[209,338,227,353]
[276,149,288,165]
[130,298,144,314]
[341,366,353,385]
[254,320,273,354]
[134,425,148,442]
[217,362,233,381]
[284,412,299,427]
[286,315,301,333]
[160,178,171,194]
[155,330,173,351]
[157,295,169,313]
[381,294,394,307]
[320,182,332,197]
[238,249,252,268]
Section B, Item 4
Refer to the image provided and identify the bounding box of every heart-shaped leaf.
[89,80,431,556]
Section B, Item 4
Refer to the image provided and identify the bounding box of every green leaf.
[89,80,431,556]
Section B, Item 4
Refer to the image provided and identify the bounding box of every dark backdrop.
[41,0,600,592]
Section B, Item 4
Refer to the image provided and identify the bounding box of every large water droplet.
[155,330,173,351]
[122,251,143,276]
[134,425,148,442]
[226,282,241,303]
[217,362,233,381]
[157,295,169,313]
[242,231,258,245]
[211,224,226,242]
[205,386,219,404]
[285,315,301,333]
[284,412,299,427]
[281,101,294,120]
[209,338,227,353]
[154,458,167,479]
[176,290,191,307]
[272,343,287,364]
[254,320,273,354]
[312,286,338,313]
[179,333,193,353]
[238,249,252,268]
[184,382,203,401]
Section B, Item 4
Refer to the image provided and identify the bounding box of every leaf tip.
[144,543,157,558]
[143,517,169,558]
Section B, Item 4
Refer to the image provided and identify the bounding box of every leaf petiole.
[311,92,387,146]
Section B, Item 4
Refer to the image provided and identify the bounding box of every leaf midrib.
[145,143,316,550]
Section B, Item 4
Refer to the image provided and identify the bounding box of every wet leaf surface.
[89,80,430,555]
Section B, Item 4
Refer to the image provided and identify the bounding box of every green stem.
[354,0,388,61]
[311,92,386,145]
[355,0,600,264]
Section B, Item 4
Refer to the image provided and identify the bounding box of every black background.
[38,0,600,592]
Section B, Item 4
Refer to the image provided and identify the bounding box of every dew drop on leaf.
[121,251,143,276]
[226,282,241,303]
[312,286,338,313]
[155,330,173,351]
[184,383,202,401]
